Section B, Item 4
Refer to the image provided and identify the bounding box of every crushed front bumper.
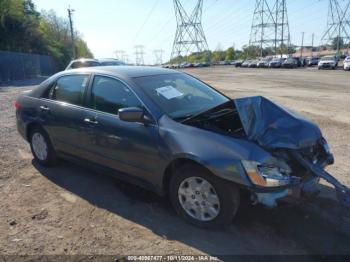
[252,152,350,208]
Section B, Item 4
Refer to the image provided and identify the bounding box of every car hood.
[234,96,322,149]
[319,60,335,63]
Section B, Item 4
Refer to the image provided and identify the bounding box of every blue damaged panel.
[234,96,322,149]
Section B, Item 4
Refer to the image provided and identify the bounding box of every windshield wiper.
[179,101,233,124]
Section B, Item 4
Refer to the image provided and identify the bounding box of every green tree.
[332,36,344,51]
[225,47,235,61]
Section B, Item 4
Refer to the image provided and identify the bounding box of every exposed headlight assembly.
[241,160,291,187]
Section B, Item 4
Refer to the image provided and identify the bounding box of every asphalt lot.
[1,67,350,257]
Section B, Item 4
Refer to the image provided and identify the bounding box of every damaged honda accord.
[15,66,350,228]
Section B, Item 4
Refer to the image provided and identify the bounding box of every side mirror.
[118,107,146,123]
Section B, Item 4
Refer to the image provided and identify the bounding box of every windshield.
[133,73,230,119]
[271,58,281,62]
[321,56,334,61]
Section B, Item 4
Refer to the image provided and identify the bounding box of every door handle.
[39,105,50,112]
[84,118,98,125]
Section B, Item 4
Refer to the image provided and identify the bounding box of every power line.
[133,0,160,43]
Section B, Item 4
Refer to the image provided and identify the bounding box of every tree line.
[0,0,93,70]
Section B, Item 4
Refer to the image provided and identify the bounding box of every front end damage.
[234,96,350,208]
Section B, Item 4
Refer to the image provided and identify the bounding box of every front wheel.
[30,127,57,166]
[169,164,240,228]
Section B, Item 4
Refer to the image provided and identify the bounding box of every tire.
[29,126,57,166]
[169,164,240,228]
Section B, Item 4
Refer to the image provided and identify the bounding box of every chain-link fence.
[0,50,58,84]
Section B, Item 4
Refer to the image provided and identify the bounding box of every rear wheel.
[29,127,57,166]
[169,164,240,228]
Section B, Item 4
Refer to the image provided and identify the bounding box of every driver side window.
[90,76,142,115]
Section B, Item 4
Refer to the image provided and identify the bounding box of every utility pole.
[67,7,75,59]
[300,32,305,58]
[114,50,125,60]
[171,0,209,60]
[134,45,145,65]
[311,33,314,57]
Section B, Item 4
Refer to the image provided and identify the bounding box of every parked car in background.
[229,60,237,65]
[241,60,252,68]
[99,58,125,66]
[16,66,349,228]
[65,58,101,70]
[235,60,244,67]
[318,56,338,70]
[282,58,298,69]
[248,60,259,68]
[306,57,319,66]
[257,58,271,68]
[343,56,350,71]
[218,61,230,65]
[268,58,284,68]
[180,62,194,68]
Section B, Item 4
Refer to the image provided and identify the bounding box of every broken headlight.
[241,160,291,187]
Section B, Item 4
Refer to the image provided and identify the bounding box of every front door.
[83,75,160,180]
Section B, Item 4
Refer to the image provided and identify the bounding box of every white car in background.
[318,56,338,70]
[344,56,350,71]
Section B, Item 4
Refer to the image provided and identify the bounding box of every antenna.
[249,0,290,57]
[321,0,350,54]
[134,45,145,65]
[171,0,209,60]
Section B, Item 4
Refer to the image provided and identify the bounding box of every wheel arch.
[162,157,213,195]
[26,122,45,142]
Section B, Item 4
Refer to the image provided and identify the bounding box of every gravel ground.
[1,67,350,257]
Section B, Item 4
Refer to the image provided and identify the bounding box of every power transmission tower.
[114,50,125,60]
[171,0,209,60]
[249,0,290,57]
[134,45,145,65]
[154,49,164,65]
[67,7,75,59]
[321,0,350,55]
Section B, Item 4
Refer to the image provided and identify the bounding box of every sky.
[33,0,330,64]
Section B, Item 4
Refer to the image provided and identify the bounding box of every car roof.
[70,58,100,63]
[64,66,178,79]
[98,58,124,63]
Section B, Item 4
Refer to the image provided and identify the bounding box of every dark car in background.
[282,58,298,69]
[268,58,284,68]
[15,66,349,228]
[235,60,244,67]
[306,57,319,66]
[65,58,101,70]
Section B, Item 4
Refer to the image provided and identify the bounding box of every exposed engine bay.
[181,101,246,138]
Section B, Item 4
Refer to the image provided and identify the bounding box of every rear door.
[39,74,95,157]
[82,75,160,179]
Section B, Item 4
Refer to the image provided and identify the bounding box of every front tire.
[169,164,240,228]
[29,127,57,166]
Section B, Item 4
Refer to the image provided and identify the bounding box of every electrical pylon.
[321,0,350,54]
[134,45,145,65]
[154,49,164,65]
[249,0,290,57]
[171,0,209,60]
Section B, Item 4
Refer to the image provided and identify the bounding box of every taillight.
[15,101,21,110]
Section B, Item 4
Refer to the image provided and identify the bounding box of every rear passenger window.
[90,76,142,115]
[50,75,89,106]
